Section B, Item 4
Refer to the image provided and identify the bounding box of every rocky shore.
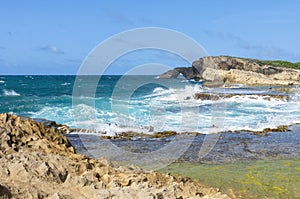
[193,93,289,101]
[160,56,300,86]
[0,113,230,199]
[71,124,300,164]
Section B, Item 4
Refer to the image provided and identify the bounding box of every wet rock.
[0,114,230,199]
[194,93,289,101]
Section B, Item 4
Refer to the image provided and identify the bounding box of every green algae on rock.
[159,159,300,199]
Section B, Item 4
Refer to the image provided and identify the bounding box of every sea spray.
[0,76,299,134]
[2,89,21,96]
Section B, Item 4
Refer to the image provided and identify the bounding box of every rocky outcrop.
[160,66,202,81]
[0,114,75,155]
[0,113,230,199]
[160,56,300,86]
[194,93,289,101]
[159,69,180,78]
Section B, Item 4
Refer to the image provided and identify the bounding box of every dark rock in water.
[194,93,221,101]
[194,93,289,101]
[76,125,300,164]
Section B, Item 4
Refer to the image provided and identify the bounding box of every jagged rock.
[159,69,180,78]
[159,56,300,86]
[175,67,199,80]
[194,93,289,101]
[0,114,230,199]
[0,113,75,155]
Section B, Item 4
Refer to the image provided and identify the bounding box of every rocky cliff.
[0,114,229,199]
[160,56,300,86]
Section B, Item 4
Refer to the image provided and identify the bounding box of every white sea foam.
[0,80,5,83]
[32,100,300,135]
[61,82,71,86]
[150,85,203,103]
[25,76,34,79]
[290,91,300,101]
[2,89,20,96]
[153,87,165,94]
[28,83,300,135]
[73,123,149,136]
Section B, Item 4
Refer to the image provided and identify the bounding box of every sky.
[0,0,299,75]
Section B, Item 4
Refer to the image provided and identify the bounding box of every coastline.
[2,0,300,197]
[0,114,300,198]
[68,124,300,164]
[1,76,300,198]
[160,56,300,86]
[1,113,300,198]
[68,124,300,198]
[0,113,230,199]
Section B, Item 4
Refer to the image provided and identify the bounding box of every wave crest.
[2,89,21,96]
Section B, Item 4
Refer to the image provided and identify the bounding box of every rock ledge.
[0,113,230,199]
[160,56,300,86]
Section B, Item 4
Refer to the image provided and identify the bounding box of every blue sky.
[0,0,299,74]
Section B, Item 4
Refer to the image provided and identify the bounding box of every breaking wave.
[2,89,20,96]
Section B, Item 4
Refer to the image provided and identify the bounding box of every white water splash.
[2,89,20,96]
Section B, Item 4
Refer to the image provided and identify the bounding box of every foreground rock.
[160,56,300,86]
[0,114,230,199]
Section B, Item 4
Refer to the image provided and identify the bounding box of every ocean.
[0,75,300,135]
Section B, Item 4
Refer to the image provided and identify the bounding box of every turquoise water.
[0,75,300,135]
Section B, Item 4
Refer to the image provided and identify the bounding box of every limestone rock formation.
[0,113,230,199]
[159,56,300,86]
[159,69,180,78]
[194,93,289,101]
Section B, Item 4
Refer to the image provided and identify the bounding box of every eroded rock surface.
[160,56,300,86]
[0,113,230,199]
[194,93,289,101]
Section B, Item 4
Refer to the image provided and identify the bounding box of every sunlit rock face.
[160,56,300,86]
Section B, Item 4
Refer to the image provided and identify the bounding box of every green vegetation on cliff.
[222,55,300,69]
[255,59,300,69]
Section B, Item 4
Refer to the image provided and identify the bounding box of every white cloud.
[39,45,64,54]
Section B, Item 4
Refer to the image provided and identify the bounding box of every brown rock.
[194,93,289,101]
[159,56,300,86]
[0,114,230,199]
[159,69,180,78]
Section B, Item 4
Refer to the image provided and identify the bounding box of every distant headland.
[160,56,300,86]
